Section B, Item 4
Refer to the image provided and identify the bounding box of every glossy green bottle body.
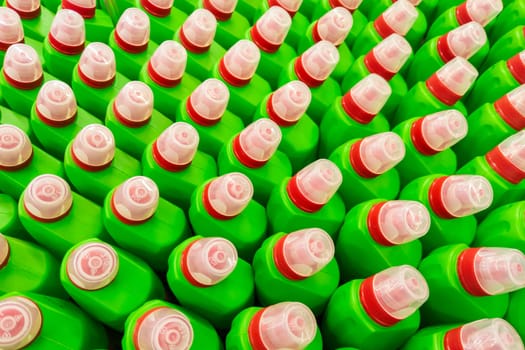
[253,37,297,90]
[183,41,226,82]
[335,199,423,281]
[351,22,385,60]
[0,106,33,142]
[392,117,458,186]
[142,142,217,211]
[329,140,400,209]
[401,325,453,350]
[60,239,166,331]
[0,291,109,349]
[322,279,421,350]
[217,138,293,204]
[226,306,324,350]
[398,174,477,254]
[167,236,255,328]
[489,0,525,42]
[188,181,268,261]
[103,188,190,271]
[419,244,509,324]
[405,38,447,86]
[235,0,262,21]
[108,31,159,80]
[253,95,319,172]
[0,194,26,239]
[42,38,80,84]
[134,2,187,43]
[0,235,66,298]
[266,179,346,238]
[101,0,133,23]
[56,5,114,43]
[211,11,251,49]
[122,299,223,350]
[482,26,525,71]
[0,71,55,117]
[63,141,142,205]
[506,288,525,342]
[434,0,464,21]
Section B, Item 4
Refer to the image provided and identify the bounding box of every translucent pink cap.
[0,124,32,169]
[71,124,115,169]
[496,130,525,173]
[112,176,159,223]
[374,201,430,245]
[207,0,237,16]
[254,6,291,47]
[23,174,72,221]
[116,8,150,48]
[434,57,478,97]
[251,302,317,350]
[371,34,412,74]
[420,110,468,151]
[270,80,311,124]
[236,119,282,164]
[446,22,487,59]
[0,296,42,350]
[299,40,339,83]
[36,80,77,124]
[49,9,85,51]
[188,78,229,123]
[181,9,217,50]
[453,319,525,350]
[435,175,493,217]
[114,81,153,125]
[357,132,405,175]
[78,42,116,84]
[507,84,525,118]
[66,241,119,290]
[0,234,8,268]
[381,0,418,36]
[154,122,199,168]
[292,159,342,207]
[221,40,260,83]
[184,237,238,286]
[272,0,302,13]
[466,0,503,26]
[315,7,353,46]
[149,40,187,82]
[349,74,392,115]
[335,0,362,10]
[3,44,42,86]
[6,0,40,15]
[0,8,23,47]
[205,173,253,218]
[134,307,193,350]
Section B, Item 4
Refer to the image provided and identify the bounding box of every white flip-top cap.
[420,110,468,151]
[36,80,77,124]
[188,78,229,123]
[0,124,32,169]
[206,173,253,218]
[181,9,216,50]
[294,159,342,207]
[114,81,153,125]
[497,130,525,174]
[273,0,302,13]
[155,122,199,168]
[134,307,193,350]
[507,84,525,118]
[184,237,238,286]
[253,302,317,350]
[221,39,260,83]
[78,42,116,85]
[112,176,159,223]
[299,40,339,83]
[381,0,418,36]
[331,0,362,11]
[3,43,42,86]
[0,234,9,268]
[466,0,503,26]
[23,174,72,221]
[149,40,187,82]
[270,80,311,124]
[376,201,430,245]
[315,7,353,46]
[456,319,525,350]
[236,119,282,164]
[0,296,42,350]
[254,6,291,47]
[0,7,23,48]
[349,74,392,115]
[371,34,412,74]
[6,0,40,16]
[72,124,115,169]
[447,22,487,60]
[358,132,405,175]
[116,8,150,48]
[66,241,119,290]
[435,57,478,97]
[439,175,493,217]
[49,9,85,53]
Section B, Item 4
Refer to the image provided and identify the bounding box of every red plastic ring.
[350,140,378,178]
[294,57,324,87]
[428,176,455,219]
[250,25,281,53]
[77,65,115,89]
[140,0,170,17]
[341,91,376,124]
[203,0,232,21]
[364,51,396,80]
[367,201,394,246]
[3,69,43,90]
[494,94,525,131]
[437,34,456,63]
[147,61,181,88]
[35,105,76,127]
[179,27,210,54]
[218,58,251,87]
[455,3,473,25]
[266,93,297,127]
[286,175,324,213]
[6,0,40,19]
[360,275,402,326]
[457,247,488,296]
[202,182,233,220]
[485,146,525,184]
[180,240,209,287]
[273,235,305,280]
[410,117,439,155]
[151,140,191,172]
[114,30,148,54]
[507,53,525,85]
[48,33,85,55]
[62,0,95,18]
[70,145,111,171]
[425,74,461,106]
[374,14,395,39]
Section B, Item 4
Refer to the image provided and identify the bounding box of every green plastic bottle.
[434,0,464,19]
[506,289,525,343]
[456,85,525,166]
[278,40,341,124]
[71,42,130,120]
[0,7,26,67]
[63,124,141,205]
[188,172,268,261]
[131,0,187,43]
[398,174,493,254]
[167,236,255,329]
[212,39,272,125]
[138,40,201,120]
[142,122,217,211]
[392,110,467,186]
[252,228,339,316]
[0,292,109,349]
[105,81,172,160]
[340,34,412,118]
[0,193,26,239]
[322,265,429,350]
[226,301,324,350]
[59,0,114,43]
[0,234,66,298]
[108,7,159,81]
[489,0,525,42]
[405,22,488,86]
[200,0,250,49]
[218,118,292,204]
[103,176,190,271]
[336,199,429,281]
[319,73,391,158]
[329,132,404,209]
[30,80,102,159]
[482,25,525,71]
[266,159,346,238]
[2,0,54,42]
[60,239,166,331]
[122,299,223,350]
[401,318,524,350]
[418,244,525,324]
[0,106,34,143]
[392,57,476,127]
[252,80,318,172]
[18,174,110,258]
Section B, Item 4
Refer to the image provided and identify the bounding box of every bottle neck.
[286,175,324,213]
[410,117,440,156]
[425,74,462,106]
[494,94,525,131]
[457,247,490,296]
[364,51,396,80]
[359,276,402,327]
[455,2,473,25]
[349,140,379,178]
[485,146,525,184]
